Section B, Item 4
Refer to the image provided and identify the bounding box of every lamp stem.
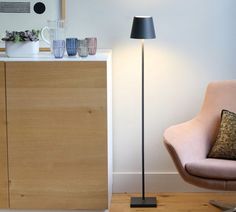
[130,39,157,208]
[141,39,145,200]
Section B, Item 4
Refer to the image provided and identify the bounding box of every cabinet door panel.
[0,62,9,208]
[6,62,107,209]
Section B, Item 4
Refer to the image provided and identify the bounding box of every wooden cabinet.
[0,52,112,210]
[0,62,9,208]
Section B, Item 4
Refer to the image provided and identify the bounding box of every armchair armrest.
[163,117,213,170]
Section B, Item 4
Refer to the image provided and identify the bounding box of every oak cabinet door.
[0,62,9,208]
[6,62,108,209]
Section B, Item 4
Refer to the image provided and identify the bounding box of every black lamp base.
[130,197,157,208]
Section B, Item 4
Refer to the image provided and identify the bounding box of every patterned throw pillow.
[208,109,236,160]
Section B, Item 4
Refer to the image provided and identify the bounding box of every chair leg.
[223,208,236,212]
[209,200,236,211]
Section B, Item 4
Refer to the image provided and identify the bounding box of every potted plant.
[2,30,40,57]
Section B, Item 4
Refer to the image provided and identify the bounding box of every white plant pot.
[5,41,39,57]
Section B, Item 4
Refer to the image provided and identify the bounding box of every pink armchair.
[163,80,236,211]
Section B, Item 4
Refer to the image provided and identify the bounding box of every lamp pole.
[141,39,145,200]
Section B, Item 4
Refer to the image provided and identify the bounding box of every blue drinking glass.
[66,38,78,56]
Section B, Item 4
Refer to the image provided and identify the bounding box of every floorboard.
[110,193,236,212]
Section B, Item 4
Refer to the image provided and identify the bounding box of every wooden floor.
[110,193,236,212]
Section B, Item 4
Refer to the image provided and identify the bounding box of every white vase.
[5,41,39,57]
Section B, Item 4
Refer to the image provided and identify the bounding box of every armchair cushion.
[208,110,236,160]
[185,158,236,180]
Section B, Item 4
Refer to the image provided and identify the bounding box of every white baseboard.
[113,172,211,193]
[0,210,107,212]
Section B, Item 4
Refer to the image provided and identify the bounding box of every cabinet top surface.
[0,49,112,62]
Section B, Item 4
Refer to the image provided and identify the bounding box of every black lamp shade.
[130,16,156,39]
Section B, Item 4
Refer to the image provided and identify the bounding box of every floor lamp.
[130,16,157,208]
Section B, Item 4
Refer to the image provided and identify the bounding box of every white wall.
[66,0,236,192]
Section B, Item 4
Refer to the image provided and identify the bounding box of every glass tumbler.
[53,40,65,58]
[66,38,78,56]
[78,39,89,57]
[85,37,97,55]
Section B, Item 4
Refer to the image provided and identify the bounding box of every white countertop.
[0,49,112,62]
